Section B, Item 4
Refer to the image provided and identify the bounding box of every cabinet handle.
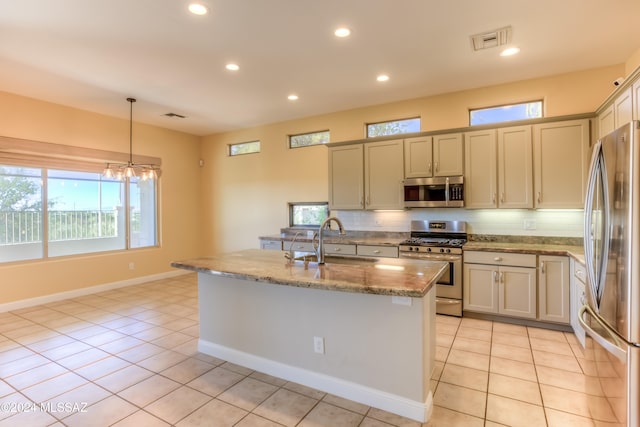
[435,162,439,173]
[373,249,381,254]
[500,192,504,203]
[334,247,341,252]
[499,271,504,284]
[492,193,496,203]
[428,162,432,173]
[493,257,503,262]
[540,261,545,274]
[537,192,541,203]
[492,271,498,284]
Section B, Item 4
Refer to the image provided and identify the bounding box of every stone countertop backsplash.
[260,229,585,264]
[259,228,409,247]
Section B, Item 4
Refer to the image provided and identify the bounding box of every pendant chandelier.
[103,97,160,181]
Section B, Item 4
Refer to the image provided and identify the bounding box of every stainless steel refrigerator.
[582,120,640,426]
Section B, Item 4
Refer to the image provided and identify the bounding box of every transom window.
[469,101,543,126]
[366,117,421,138]
[229,140,260,156]
[289,130,330,148]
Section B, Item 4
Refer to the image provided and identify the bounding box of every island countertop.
[171,249,447,298]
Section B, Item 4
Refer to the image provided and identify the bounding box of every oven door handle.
[435,298,460,305]
[399,252,460,262]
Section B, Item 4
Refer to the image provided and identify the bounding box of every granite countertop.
[171,249,447,298]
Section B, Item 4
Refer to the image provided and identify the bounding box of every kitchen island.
[171,249,447,422]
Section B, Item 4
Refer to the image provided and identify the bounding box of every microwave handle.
[445,177,450,204]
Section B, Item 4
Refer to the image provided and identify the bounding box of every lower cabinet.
[463,252,537,319]
[464,251,570,325]
[260,239,283,250]
[538,255,570,324]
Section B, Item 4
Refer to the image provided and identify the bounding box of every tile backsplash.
[333,209,584,237]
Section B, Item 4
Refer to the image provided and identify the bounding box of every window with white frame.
[469,101,543,126]
[229,140,260,156]
[289,130,330,148]
[0,138,160,264]
[366,117,421,138]
[288,202,329,227]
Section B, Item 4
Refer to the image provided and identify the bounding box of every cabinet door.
[433,133,464,176]
[328,144,364,209]
[614,87,633,128]
[463,263,498,314]
[538,255,570,324]
[499,266,537,319]
[464,129,497,208]
[533,119,590,209]
[404,136,433,178]
[364,139,404,210]
[598,104,615,138]
[498,126,533,208]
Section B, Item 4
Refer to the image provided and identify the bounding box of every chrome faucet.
[317,216,346,264]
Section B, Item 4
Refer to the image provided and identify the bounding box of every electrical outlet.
[128,262,135,270]
[313,336,325,354]
[524,220,537,230]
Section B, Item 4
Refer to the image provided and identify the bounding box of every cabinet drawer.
[464,251,536,267]
[574,261,586,284]
[283,241,315,252]
[260,240,282,251]
[324,243,357,256]
[357,245,398,258]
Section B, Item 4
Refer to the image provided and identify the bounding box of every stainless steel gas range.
[399,220,466,317]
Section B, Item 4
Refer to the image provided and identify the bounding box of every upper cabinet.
[600,86,634,138]
[329,139,403,210]
[328,144,364,209]
[364,139,404,210]
[464,126,532,209]
[404,133,463,178]
[532,119,590,209]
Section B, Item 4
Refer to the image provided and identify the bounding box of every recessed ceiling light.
[500,47,520,57]
[226,63,239,71]
[334,27,351,38]
[288,94,299,101]
[188,3,208,15]
[376,74,389,82]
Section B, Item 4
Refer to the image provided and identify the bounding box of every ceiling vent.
[164,112,186,119]
[470,26,512,51]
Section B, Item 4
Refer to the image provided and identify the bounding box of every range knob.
[426,247,432,252]
[439,248,445,253]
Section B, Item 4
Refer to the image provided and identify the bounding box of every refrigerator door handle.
[579,305,627,362]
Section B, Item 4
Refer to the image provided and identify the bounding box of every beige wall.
[0,62,630,304]
[0,91,202,305]
[201,65,623,254]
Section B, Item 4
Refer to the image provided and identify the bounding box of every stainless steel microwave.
[403,176,464,208]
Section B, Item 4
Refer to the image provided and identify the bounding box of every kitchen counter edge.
[171,249,447,298]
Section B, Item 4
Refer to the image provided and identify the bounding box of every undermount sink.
[292,254,378,266]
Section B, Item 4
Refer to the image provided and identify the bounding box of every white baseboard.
[0,270,190,313]
[199,339,432,423]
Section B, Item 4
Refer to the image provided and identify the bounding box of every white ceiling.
[1,0,639,136]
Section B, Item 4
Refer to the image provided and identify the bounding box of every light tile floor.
[0,274,603,426]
